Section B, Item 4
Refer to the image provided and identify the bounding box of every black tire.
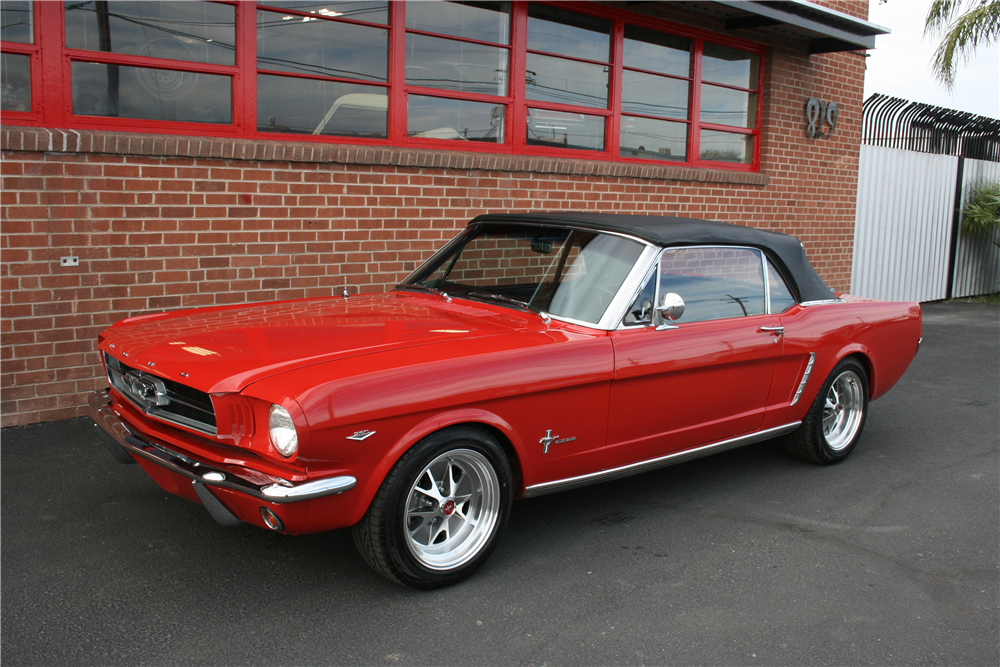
[352,426,513,589]
[784,357,869,465]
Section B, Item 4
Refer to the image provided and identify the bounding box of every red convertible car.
[90,213,922,588]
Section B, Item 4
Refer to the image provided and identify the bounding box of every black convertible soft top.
[470,212,836,303]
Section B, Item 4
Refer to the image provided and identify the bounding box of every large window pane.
[700,130,753,164]
[700,84,756,128]
[620,116,686,161]
[405,33,508,95]
[65,1,235,66]
[1,52,30,112]
[527,108,604,151]
[527,3,609,62]
[1,1,32,43]
[526,53,607,108]
[258,9,387,82]
[406,1,510,44]
[623,25,689,77]
[258,74,386,137]
[622,70,688,120]
[408,95,504,143]
[72,60,231,123]
[702,42,758,89]
[257,1,388,25]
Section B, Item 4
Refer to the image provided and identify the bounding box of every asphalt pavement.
[2,301,998,666]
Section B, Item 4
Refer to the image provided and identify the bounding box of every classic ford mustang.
[90,213,922,588]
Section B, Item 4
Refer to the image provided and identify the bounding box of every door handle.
[759,326,785,335]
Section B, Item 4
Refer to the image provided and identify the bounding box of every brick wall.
[0,5,869,427]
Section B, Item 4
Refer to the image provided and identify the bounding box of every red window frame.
[0,0,42,125]
[1,1,765,171]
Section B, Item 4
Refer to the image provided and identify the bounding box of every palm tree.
[961,181,1000,248]
[924,0,1000,89]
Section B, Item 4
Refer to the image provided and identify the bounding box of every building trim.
[0,126,770,186]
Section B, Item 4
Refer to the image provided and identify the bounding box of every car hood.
[99,292,537,393]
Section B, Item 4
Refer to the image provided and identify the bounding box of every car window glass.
[658,247,764,323]
[408,224,643,325]
[766,259,797,313]
[623,270,656,326]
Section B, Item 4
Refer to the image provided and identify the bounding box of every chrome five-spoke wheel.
[404,449,501,571]
[784,357,869,464]
[352,426,512,589]
[822,370,864,452]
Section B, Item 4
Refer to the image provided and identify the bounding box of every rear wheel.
[352,426,512,589]
[785,357,869,464]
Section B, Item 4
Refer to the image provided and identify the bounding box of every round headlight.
[268,404,298,458]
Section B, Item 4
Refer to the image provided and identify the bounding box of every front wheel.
[785,357,869,464]
[352,426,513,589]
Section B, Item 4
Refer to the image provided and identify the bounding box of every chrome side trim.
[798,298,846,307]
[790,353,817,406]
[523,422,802,498]
[89,389,356,504]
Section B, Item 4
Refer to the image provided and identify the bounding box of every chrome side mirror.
[658,292,685,321]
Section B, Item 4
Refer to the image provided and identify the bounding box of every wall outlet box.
[60,256,79,267]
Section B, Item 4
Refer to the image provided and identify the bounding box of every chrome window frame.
[614,244,782,330]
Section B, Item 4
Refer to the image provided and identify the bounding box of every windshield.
[403,223,645,324]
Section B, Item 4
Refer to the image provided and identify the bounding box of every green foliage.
[961,181,1000,247]
[924,0,1000,89]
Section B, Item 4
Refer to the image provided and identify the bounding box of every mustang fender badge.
[347,430,376,441]
[540,430,576,454]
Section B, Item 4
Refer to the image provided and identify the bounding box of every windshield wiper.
[467,292,551,324]
[396,283,452,302]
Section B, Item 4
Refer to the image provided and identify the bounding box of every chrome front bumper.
[89,389,357,506]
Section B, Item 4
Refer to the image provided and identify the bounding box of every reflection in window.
[700,130,753,164]
[409,223,643,325]
[621,70,688,119]
[72,60,231,123]
[405,33,508,95]
[527,4,609,61]
[620,116,686,161]
[408,95,504,142]
[526,53,607,108]
[659,247,765,323]
[258,1,389,25]
[257,9,387,82]
[624,270,656,326]
[766,260,797,313]
[702,41,758,88]
[623,24,689,77]
[1,1,32,43]
[1,52,30,112]
[700,85,756,128]
[65,1,235,66]
[406,1,509,44]
[258,74,386,137]
[527,108,604,151]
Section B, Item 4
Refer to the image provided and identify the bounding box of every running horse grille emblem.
[127,373,158,403]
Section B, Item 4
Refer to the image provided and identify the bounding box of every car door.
[606,246,784,468]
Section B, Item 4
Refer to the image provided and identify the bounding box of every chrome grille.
[104,352,217,435]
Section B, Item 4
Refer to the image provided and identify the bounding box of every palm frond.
[925,0,1000,89]
[961,181,1000,248]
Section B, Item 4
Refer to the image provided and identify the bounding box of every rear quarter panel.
[763,299,922,430]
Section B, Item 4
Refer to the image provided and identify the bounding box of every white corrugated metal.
[852,145,959,302]
[951,158,1000,298]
